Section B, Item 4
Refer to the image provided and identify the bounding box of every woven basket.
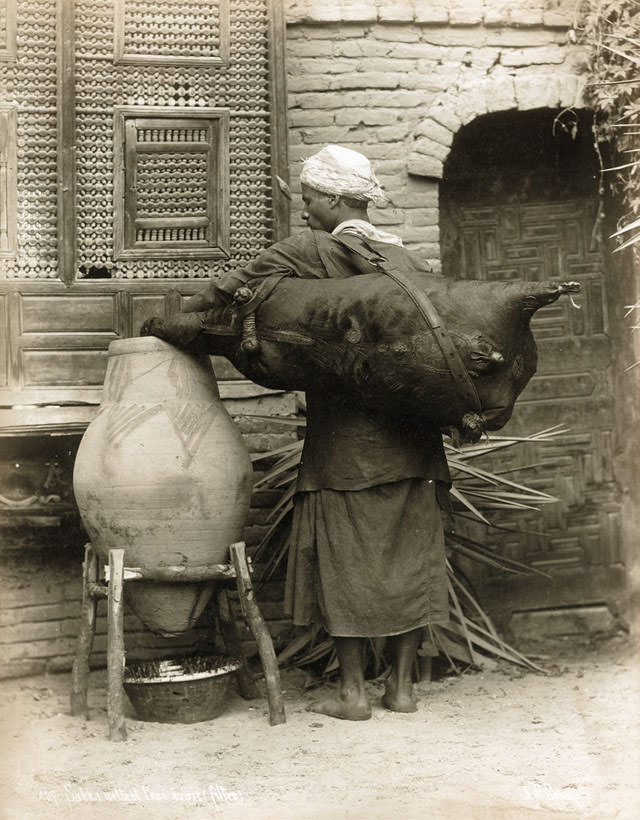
[124,654,241,724]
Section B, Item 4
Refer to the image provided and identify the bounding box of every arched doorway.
[440,108,626,627]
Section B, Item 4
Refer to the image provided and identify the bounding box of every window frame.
[0,102,17,260]
[113,0,229,67]
[113,105,230,261]
[0,0,16,63]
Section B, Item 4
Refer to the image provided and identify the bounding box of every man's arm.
[181,230,329,313]
[181,280,232,313]
[140,230,348,341]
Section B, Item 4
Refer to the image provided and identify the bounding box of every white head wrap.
[300,144,387,207]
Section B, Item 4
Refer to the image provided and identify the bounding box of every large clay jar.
[73,336,253,636]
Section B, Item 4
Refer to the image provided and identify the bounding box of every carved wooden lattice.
[0,104,17,257]
[115,0,229,65]
[0,0,58,280]
[442,197,622,610]
[0,0,287,406]
[0,0,276,281]
[74,0,273,280]
[113,107,229,259]
[0,0,17,62]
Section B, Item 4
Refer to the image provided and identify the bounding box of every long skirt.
[284,478,449,638]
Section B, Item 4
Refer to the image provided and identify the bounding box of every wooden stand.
[70,541,286,740]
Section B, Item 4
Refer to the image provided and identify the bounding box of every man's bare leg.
[310,636,371,721]
[382,628,422,712]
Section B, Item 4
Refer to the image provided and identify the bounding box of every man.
[149,145,451,720]
[282,146,450,720]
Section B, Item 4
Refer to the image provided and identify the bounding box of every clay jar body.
[73,337,253,636]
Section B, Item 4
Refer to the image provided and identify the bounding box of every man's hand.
[139,317,166,338]
[138,313,203,349]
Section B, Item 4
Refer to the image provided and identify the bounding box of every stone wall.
[284,0,586,270]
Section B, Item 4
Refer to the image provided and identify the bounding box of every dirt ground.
[1,635,638,820]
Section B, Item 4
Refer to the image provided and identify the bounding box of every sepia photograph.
[0,0,638,817]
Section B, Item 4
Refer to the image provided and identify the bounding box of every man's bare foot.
[308,688,371,721]
[382,679,418,713]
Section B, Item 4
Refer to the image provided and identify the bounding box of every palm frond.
[245,414,308,427]
[449,485,492,525]
[446,574,483,666]
[251,438,303,464]
[447,532,550,578]
[448,568,501,641]
[291,637,335,667]
[265,483,296,523]
[451,511,551,539]
[613,231,640,252]
[449,459,557,501]
[276,624,321,665]
[454,489,549,512]
[441,560,545,672]
[253,448,303,488]
[612,216,640,236]
[600,42,640,66]
[253,504,292,572]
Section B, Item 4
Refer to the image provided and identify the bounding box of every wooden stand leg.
[107,549,127,741]
[218,588,260,700]
[70,545,99,717]
[230,542,286,726]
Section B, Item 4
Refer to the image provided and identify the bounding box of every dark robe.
[270,231,450,636]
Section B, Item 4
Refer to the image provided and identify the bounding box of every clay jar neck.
[102,337,219,405]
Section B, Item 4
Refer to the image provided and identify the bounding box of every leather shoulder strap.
[334,232,483,416]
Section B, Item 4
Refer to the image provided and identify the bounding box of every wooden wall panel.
[2,291,121,404]
[21,295,116,333]
[0,103,17,258]
[0,290,258,406]
[22,349,108,386]
[129,293,170,337]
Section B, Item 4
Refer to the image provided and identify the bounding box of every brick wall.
[283,0,586,270]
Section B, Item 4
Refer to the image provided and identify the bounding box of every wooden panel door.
[442,197,625,618]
